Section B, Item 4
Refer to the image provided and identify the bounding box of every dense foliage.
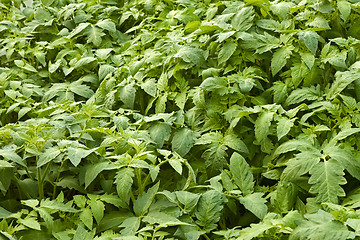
[1,0,360,239]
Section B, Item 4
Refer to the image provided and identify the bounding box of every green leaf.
[224,133,249,154]
[255,111,274,144]
[327,70,360,100]
[73,224,92,240]
[149,122,171,148]
[230,152,254,195]
[99,64,115,81]
[239,192,268,219]
[300,52,315,69]
[18,217,41,231]
[194,190,223,231]
[338,0,351,21]
[119,216,141,236]
[281,151,321,181]
[0,149,25,167]
[85,25,105,47]
[218,40,237,65]
[0,160,13,193]
[85,161,114,189]
[175,191,200,213]
[298,31,320,55]
[37,147,61,168]
[271,46,293,76]
[89,199,105,224]
[67,23,90,39]
[73,57,97,69]
[143,211,191,227]
[286,86,321,105]
[67,147,93,167]
[115,168,134,207]
[231,7,254,31]
[309,159,346,204]
[119,84,136,108]
[140,79,157,97]
[133,182,159,216]
[200,77,228,94]
[172,128,195,156]
[290,210,355,240]
[176,46,207,67]
[0,206,12,219]
[277,117,294,140]
[80,208,93,230]
[96,19,116,33]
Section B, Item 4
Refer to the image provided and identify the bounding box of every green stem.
[37,167,43,201]
[52,161,64,199]
[136,168,143,195]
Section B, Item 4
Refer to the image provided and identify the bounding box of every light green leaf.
[143,211,192,227]
[277,117,294,140]
[67,23,90,39]
[140,79,157,97]
[230,152,254,195]
[0,149,25,167]
[0,206,12,219]
[300,52,315,69]
[290,210,355,240]
[99,64,115,81]
[175,191,200,213]
[85,25,105,47]
[73,224,92,240]
[338,0,351,21]
[281,151,321,181]
[286,86,321,105]
[224,133,249,154]
[148,122,171,148]
[218,40,237,65]
[120,216,141,236]
[176,46,207,67]
[115,168,134,207]
[255,111,274,143]
[89,199,105,224]
[309,159,346,204]
[231,7,254,31]
[271,46,293,76]
[194,190,223,231]
[67,147,93,167]
[119,84,136,108]
[327,70,360,100]
[0,160,13,193]
[18,217,41,230]
[239,192,268,219]
[37,147,61,168]
[298,31,320,55]
[133,182,159,216]
[168,158,183,175]
[172,128,195,156]
[85,161,114,189]
[73,57,97,69]
[80,208,93,230]
[96,19,116,33]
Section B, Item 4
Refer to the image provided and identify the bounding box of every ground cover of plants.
[1,0,360,239]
